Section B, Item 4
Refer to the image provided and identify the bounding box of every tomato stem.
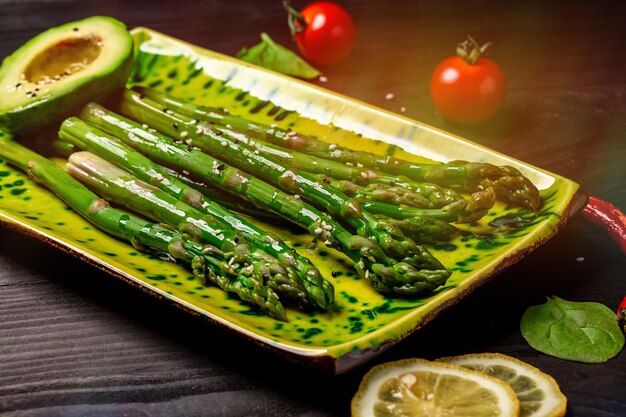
[283,1,307,36]
[456,35,492,65]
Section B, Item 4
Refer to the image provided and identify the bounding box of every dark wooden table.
[1,1,625,416]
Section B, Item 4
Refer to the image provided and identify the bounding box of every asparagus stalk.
[67,150,315,308]
[162,166,284,222]
[156,165,460,242]
[117,91,449,282]
[135,87,542,211]
[204,126,468,210]
[58,117,333,309]
[0,137,286,320]
[79,101,450,296]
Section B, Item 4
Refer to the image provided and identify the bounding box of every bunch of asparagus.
[3,86,542,320]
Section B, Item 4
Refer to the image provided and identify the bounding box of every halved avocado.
[0,16,133,135]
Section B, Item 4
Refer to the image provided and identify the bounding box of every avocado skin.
[0,16,133,136]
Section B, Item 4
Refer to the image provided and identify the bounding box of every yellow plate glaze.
[0,28,587,374]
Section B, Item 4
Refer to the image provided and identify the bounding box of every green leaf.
[236,33,320,79]
[520,296,625,363]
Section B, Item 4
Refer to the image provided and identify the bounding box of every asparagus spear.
[0,137,287,320]
[154,166,460,243]
[67,150,315,309]
[79,101,450,296]
[34,136,284,222]
[135,86,541,211]
[117,91,448,279]
[203,126,467,210]
[161,165,284,222]
[58,117,333,309]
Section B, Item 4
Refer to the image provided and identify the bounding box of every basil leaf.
[521,296,625,363]
[236,33,320,79]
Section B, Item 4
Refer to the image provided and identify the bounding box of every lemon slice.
[351,358,520,417]
[438,353,566,417]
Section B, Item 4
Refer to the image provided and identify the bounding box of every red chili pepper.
[618,296,626,333]
[582,195,626,255]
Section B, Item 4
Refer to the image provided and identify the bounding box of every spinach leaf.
[236,33,320,79]
[520,296,624,363]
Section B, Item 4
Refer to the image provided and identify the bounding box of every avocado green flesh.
[0,16,133,135]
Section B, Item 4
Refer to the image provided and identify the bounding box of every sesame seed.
[180,131,188,138]
[294,194,301,199]
[319,75,328,82]
[196,128,204,135]
[254,150,260,155]
[189,119,197,125]
[323,225,332,231]
[400,106,406,112]
[314,228,323,235]
[328,144,337,151]
[220,141,228,146]
[323,240,332,246]
[385,92,395,100]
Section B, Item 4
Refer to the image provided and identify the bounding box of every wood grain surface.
[1,1,625,416]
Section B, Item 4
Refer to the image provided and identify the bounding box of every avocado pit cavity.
[24,35,102,86]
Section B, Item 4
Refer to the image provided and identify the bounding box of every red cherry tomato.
[430,37,506,123]
[285,1,356,66]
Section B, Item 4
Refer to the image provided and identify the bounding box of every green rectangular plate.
[0,28,587,374]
